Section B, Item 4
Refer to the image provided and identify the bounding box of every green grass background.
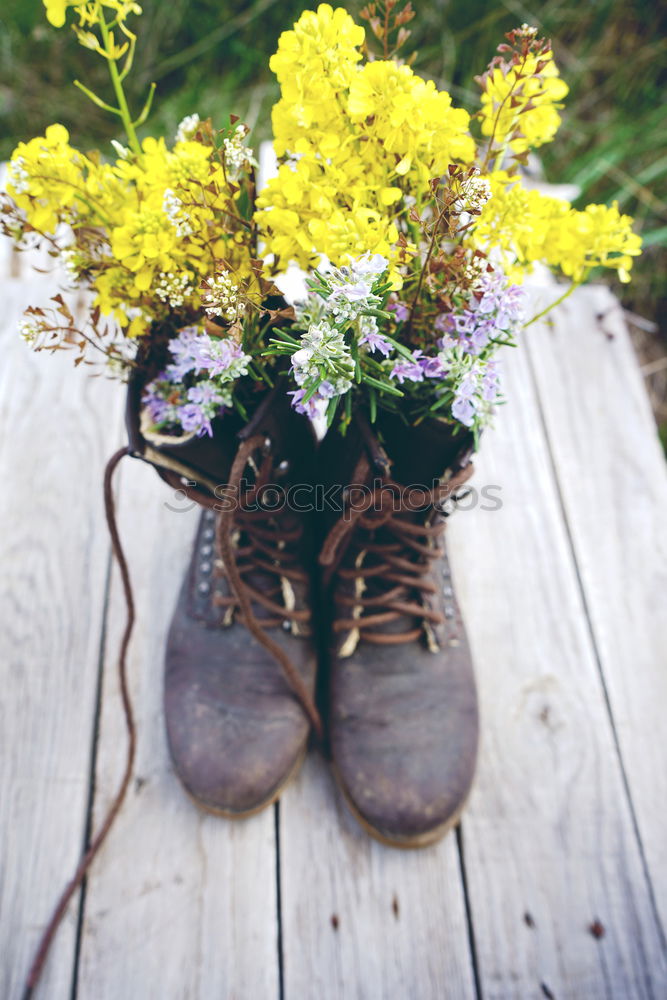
[1,0,665,436]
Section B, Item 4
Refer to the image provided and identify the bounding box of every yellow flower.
[42,0,70,27]
[348,60,475,178]
[258,7,474,275]
[472,173,642,282]
[479,50,569,153]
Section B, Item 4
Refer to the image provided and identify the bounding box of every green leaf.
[362,374,404,397]
[369,387,377,423]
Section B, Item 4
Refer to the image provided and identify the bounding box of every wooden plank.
[76,457,280,999]
[525,284,667,933]
[447,323,667,998]
[278,747,477,997]
[0,277,123,999]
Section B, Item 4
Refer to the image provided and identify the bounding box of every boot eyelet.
[203,528,214,541]
[444,605,454,618]
[443,585,453,598]
[282,620,291,631]
[201,544,212,557]
[198,581,210,594]
[200,562,211,574]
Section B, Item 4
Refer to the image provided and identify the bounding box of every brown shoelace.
[23,435,322,998]
[214,434,322,736]
[320,457,474,646]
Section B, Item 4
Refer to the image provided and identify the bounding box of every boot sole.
[332,762,469,849]
[177,741,308,821]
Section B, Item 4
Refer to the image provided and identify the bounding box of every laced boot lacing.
[320,457,474,652]
[208,433,322,735]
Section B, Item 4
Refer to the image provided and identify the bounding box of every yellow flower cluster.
[8,125,256,335]
[43,0,140,29]
[479,51,568,153]
[256,3,474,279]
[472,174,642,282]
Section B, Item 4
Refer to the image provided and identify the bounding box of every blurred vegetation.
[1,0,666,429]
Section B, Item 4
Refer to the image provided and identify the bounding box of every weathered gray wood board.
[0,277,123,998]
[279,754,478,1000]
[1,240,665,999]
[526,287,667,939]
[450,314,667,999]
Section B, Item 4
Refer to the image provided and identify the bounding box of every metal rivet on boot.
[282,620,291,631]
[204,509,215,523]
[198,581,210,594]
[200,562,211,574]
[443,585,453,598]
[201,544,212,557]
[444,605,455,618]
[203,528,214,541]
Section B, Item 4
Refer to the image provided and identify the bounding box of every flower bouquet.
[3,3,641,451]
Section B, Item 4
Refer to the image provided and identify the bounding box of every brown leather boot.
[319,412,479,847]
[127,380,321,817]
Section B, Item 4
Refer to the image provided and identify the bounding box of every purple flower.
[187,383,225,410]
[390,351,426,383]
[289,388,322,420]
[289,380,340,419]
[434,312,453,333]
[452,396,476,426]
[318,380,337,399]
[360,328,392,356]
[481,361,500,401]
[332,280,373,302]
[419,354,449,378]
[165,325,202,377]
[389,301,410,323]
[142,377,173,424]
[178,402,213,437]
[454,313,475,335]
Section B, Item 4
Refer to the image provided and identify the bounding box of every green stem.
[523,281,581,328]
[99,17,141,154]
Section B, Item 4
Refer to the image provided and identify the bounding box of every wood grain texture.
[525,285,667,936]
[278,752,477,999]
[0,277,123,999]
[76,457,280,1000]
[448,308,667,999]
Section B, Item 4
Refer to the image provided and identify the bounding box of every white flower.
[163,188,194,238]
[18,314,42,345]
[8,156,30,195]
[155,271,193,308]
[464,174,492,211]
[350,252,388,278]
[223,125,253,181]
[175,113,201,144]
[201,271,243,322]
[60,245,86,286]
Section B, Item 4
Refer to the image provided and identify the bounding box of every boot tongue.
[375,410,474,486]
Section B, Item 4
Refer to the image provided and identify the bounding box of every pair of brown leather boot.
[128,382,479,847]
